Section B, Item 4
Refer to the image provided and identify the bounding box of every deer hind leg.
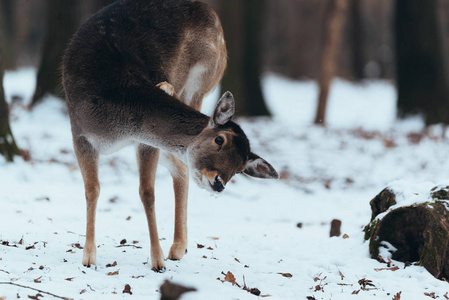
[160,152,189,261]
[73,136,100,267]
[137,144,166,272]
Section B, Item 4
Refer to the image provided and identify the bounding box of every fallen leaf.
[307,296,317,300]
[80,289,87,294]
[106,261,117,268]
[34,276,42,283]
[374,266,399,272]
[132,241,139,244]
[197,244,205,249]
[235,258,240,263]
[25,245,35,250]
[424,292,437,299]
[221,271,240,287]
[278,273,293,278]
[27,293,43,300]
[39,266,44,270]
[131,275,144,279]
[207,247,213,250]
[339,270,345,280]
[126,216,131,221]
[352,290,360,295]
[393,291,402,300]
[202,255,207,259]
[107,270,119,276]
[65,277,75,281]
[120,239,127,245]
[123,284,132,295]
[208,237,219,240]
[342,234,349,239]
[73,243,83,249]
[444,292,449,299]
[18,238,24,245]
[244,265,249,268]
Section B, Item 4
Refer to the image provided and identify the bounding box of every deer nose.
[213,175,225,193]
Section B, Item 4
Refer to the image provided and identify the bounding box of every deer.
[62,0,278,272]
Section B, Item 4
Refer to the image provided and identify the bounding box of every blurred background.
[1,0,449,160]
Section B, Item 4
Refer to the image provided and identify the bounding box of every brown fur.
[63,0,278,272]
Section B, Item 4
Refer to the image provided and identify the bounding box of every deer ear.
[209,91,235,127]
[243,153,279,179]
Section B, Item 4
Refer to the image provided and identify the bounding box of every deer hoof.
[82,246,97,268]
[167,243,187,261]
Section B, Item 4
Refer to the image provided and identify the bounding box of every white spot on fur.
[183,64,206,105]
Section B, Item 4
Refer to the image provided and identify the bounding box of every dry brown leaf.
[393,291,402,300]
[107,270,119,276]
[208,237,219,240]
[352,290,360,295]
[424,292,437,299]
[278,273,293,278]
[27,294,43,300]
[339,270,345,280]
[126,216,131,221]
[65,277,75,281]
[39,266,44,270]
[120,239,127,245]
[131,275,144,279]
[197,243,205,249]
[235,258,240,263]
[106,261,117,268]
[123,284,132,295]
[374,266,399,272]
[207,247,213,250]
[444,292,449,299]
[221,271,240,287]
[342,234,349,239]
[33,276,42,283]
[25,245,35,250]
[73,243,83,249]
[80,289,87,295]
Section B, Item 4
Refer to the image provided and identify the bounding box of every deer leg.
[137,144,166,272]
[73,136,100,267]
[161,152,189,261]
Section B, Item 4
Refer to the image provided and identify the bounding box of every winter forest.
[2,0,449,299]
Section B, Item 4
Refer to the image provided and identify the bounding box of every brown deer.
[62,0,278,272]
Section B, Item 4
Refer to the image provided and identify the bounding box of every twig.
[0,282,73,299]
[115,244,142,249]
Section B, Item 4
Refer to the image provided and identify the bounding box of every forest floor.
[1,70,449,299]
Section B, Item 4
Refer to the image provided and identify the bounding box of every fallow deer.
[62,0,278,272]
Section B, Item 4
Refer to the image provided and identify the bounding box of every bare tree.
[0,30,20,162]
[219,0,270,116]
[314,0,348,126]
[30,0,79,108]
[395,0,449,125]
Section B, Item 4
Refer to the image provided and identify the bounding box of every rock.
[330,219,342,237]
[365,184,449,280]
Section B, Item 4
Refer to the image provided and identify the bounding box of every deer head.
[186,92,279,193]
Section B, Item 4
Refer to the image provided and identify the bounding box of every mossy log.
[365,186,449,280]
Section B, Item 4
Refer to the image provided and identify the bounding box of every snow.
[2,70,449,299]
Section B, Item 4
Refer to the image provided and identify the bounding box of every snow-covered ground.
[1,70,449,299]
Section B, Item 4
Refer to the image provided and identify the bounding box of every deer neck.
[133,90,209,162]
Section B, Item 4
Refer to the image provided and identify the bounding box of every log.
[365,184,449,280]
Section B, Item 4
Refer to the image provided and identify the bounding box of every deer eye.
[215,136,224,146]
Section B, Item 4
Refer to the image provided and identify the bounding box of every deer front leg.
[161,153,189,261]
[73,136,100,267]
[137,144,166,272]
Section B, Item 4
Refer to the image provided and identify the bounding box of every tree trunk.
[314,0,348,126]
[30,0,80,108]
[0,29,20,162]
[349,0,364,80]
[395,0,449,125]
[365,186,449,280]
[219,0,270,116]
